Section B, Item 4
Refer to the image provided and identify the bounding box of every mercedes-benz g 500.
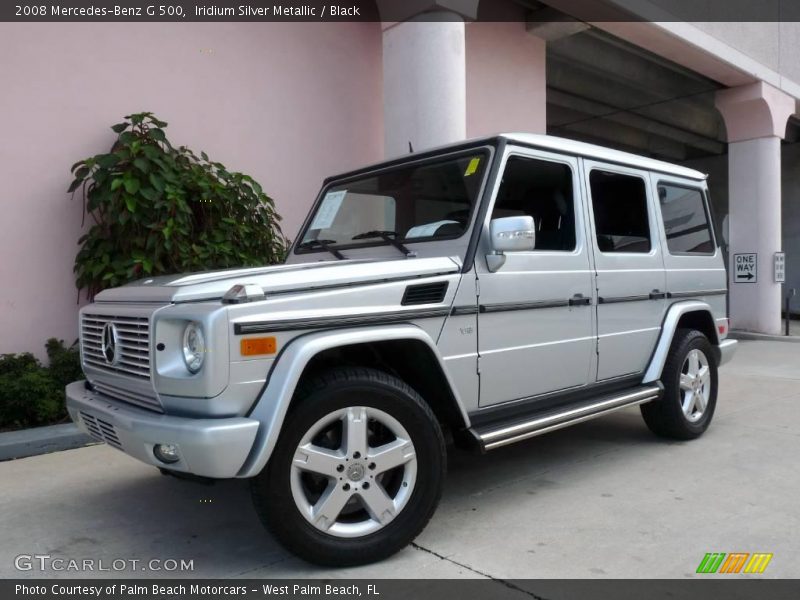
[67,134,737,565]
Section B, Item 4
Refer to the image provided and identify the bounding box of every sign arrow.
[736,272,754,281]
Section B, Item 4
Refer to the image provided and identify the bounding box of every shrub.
[0,339,82,431]
[69,112,287,298]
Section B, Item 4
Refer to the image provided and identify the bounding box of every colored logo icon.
[696,552,773,574]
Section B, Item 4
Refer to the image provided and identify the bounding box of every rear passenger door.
[583,162,667,381]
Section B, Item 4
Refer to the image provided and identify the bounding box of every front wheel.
[641,328,718,440]
[251,367,446,566]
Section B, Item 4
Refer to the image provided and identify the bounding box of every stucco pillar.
[715,82,795,334]
[382,13,468,157]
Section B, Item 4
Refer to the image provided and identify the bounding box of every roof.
[498,133,707,181]
[328,133,708,183]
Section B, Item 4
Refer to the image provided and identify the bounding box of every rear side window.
[589,170,651,253]
[657,183,715,254]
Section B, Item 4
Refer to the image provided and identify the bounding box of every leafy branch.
[69,113,287,298]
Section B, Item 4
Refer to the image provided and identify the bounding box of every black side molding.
[234,307,451,334]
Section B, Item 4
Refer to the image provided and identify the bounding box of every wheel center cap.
[347,463,365,481]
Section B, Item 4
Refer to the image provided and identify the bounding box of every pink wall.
[465,21,547,138]
[0,23,383,358]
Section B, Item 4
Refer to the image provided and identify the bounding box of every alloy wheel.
[290,406,417,538]
[679,348,711,423]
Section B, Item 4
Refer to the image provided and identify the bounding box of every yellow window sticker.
[464,157,481,176]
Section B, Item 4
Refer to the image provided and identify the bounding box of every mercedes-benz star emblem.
[101,322,120,365]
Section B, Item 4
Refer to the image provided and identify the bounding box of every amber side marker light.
[241,336,277,356]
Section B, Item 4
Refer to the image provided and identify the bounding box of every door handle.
[569,294,592,307]
[649,290,667,300]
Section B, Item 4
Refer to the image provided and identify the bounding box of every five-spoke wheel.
[251,367,445,566]
[291,406,417,537]
[678,348,711,423]
[641,328,718,439]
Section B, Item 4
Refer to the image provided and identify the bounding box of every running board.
[468,384,663,452]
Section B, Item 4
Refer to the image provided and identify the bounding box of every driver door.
[476,149,596,407]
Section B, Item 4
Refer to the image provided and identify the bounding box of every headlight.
[182,321,206,373]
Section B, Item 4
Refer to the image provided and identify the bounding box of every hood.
[93,257,462,303]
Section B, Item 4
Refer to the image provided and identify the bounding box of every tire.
[250,367,446,566]
[641,328,718,440]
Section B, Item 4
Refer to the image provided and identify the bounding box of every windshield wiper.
[296,239,346,260]
[352,230,414,257]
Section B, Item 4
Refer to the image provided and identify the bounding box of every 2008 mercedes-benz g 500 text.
[67,134,737,566]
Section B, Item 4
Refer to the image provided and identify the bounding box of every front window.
[296,151,489,255]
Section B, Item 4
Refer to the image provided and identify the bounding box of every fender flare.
[236,324,468,478]
[642,300,719,384]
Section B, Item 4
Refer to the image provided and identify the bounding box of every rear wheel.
[641,328,718,439]
[251,367,445,566]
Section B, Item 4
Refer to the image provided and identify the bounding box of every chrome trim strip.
[234,307,452,335]
[479,299,570,313]
[477,385,662,450]
[667,289,728,298]
[598,294,651,304]
[450,305,479,316]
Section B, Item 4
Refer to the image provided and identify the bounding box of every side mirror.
[491,215,536,252]
[486,216,536,272]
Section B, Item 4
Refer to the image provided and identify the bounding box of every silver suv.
[66,133,737,566]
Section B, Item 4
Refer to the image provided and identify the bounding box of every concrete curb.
[729,330,800,344]
[0,423,95,461]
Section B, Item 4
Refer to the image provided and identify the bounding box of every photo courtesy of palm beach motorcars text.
[14,583,377,597]
[2,0,800,598]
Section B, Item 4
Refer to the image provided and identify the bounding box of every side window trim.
[587,166,655,256]
[656,179,717,257]
[488,150,582,254]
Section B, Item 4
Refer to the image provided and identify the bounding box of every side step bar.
[469,384,663,452]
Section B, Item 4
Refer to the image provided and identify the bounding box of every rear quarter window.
[657,183,715,254]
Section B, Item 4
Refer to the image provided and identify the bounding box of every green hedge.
[0,339,83,432]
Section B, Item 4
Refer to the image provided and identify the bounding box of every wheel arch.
[643,301,721,384]
[236,325,468,478]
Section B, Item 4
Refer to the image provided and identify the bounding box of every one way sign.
[734,253,757,283]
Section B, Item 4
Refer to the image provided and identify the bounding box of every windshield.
[297,151,489,255]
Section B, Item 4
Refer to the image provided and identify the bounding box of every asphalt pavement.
[1,339,797,579]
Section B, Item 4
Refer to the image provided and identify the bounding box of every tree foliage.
[70,113,287,297]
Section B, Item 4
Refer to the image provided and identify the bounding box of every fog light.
[153,443,181,464]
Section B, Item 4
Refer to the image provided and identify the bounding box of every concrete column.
[382,14,467,157]
[716,82,795,334]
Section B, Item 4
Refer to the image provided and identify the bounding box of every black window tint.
[589,170,651,253]
[658,184,714,254]
[492,156,576,251]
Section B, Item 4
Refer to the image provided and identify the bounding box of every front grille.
[80,411,122,449]
[81,314,151,379]
[92,380,163,413]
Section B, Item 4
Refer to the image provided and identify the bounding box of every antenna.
[408,141,413,153]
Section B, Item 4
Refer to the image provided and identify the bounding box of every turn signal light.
[241,336,277,356]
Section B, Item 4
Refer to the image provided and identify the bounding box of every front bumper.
[717,338,738,367]
[66,381,259,478]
